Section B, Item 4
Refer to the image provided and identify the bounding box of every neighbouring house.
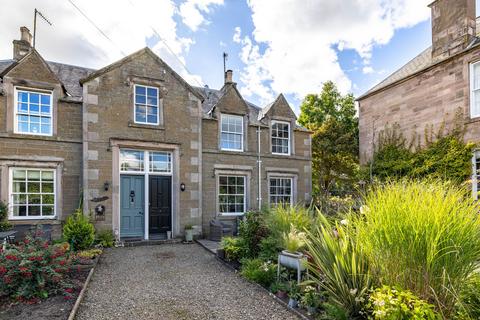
[358,0,480,195]
[0,27,312,240]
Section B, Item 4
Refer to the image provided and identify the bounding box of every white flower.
[360,205,370,215]
[349,288,358,295]
[340,219,348,226]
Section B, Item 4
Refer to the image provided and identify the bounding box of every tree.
[298,81,358,197]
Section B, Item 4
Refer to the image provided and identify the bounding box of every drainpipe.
[257,125,262,209]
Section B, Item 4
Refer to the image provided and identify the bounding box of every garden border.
[196,240,310,320]
[67,253,100,320]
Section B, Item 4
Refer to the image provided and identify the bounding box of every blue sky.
[2,0,477,113]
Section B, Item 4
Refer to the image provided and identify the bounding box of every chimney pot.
[20,26,32,45]
[13,26,32,60]
[225,69,233,84]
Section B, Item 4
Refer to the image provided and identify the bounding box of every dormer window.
[14,88,52,136]
[220,114,243,151]
[271,120,290,155]
[134,84,159,125]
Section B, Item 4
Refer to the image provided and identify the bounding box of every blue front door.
[120,175,144,238]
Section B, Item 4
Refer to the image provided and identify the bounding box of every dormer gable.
[2,49,67,95]
[211,83,250,116]
[258,93,296,121]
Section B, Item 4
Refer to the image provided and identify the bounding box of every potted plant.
[301,285,322,315]
[287,281,300,308]
[270,281,288,299]
[278,226,307,279]
[184,224,194,242]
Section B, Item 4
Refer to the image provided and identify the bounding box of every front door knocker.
[130,190,135,204]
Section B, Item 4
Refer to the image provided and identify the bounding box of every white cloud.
[0,0,205,85]
[362,66,374,74]
[238,0,430,104]
[233,26,242,43]
[179,0,224,32]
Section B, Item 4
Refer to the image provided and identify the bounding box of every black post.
[33,9,37,48]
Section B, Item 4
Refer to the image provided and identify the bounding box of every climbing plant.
[366,110,476,184]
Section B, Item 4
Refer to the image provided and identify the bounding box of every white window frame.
[217,175,246,216]
[134,84,160,125]
[271,120,291,155]
[268,177,293,206]
[120,149,172,176]
[472,151,480,199]
[470,62,480,118]
[220,114,244,152]
[8,167,57,220]
[14,87,53,136]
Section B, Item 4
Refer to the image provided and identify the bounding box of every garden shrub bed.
[0,208,109,320]
[217,180,480,319]
[0,268,90,320]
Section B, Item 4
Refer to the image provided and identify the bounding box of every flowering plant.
[301,285,324,308]
[0,230,74,302]
[283,225,306,253]
[364,286,440,319]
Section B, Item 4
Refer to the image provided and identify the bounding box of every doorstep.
[122,238,182,247]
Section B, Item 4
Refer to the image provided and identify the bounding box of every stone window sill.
[128,121,165,131]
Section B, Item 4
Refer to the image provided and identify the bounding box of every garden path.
[76,243,299,320]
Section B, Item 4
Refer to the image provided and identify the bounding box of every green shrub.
[220,236,246,261]
[96,229,115,248]
[264,205,314,237]
[76,248,103,259]
[0,232,73,301]
[354,180,480,317]
[238,211,269,258]
[258,236,282,261]
[240,258,277,288]
[456,272,480,319]
[63,210,95,251]
[0,201,12,231]
[305,211,372,318]
[365,286,441,320]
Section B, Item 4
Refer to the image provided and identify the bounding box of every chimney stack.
[429,0,476,60]
[13,26,32,61]
[225,69,233,84]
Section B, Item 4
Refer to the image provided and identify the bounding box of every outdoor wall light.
[180,183,186,191]
[104,181,110,191]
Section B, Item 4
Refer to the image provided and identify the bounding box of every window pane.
[42,182,54,193]
[28,170,41,180]
[18,92,28,102]
[41,95,50,105]
[18,103,28,112]
[42,194,54,205]
[13,182,26,193]
[42,206,54,216]
[120,150,144,172]
[147,87,157,97]
[136,94,146,104]
[30,104,39,114]
[13,194,26,204]
[29,206,41,216]
[42,171,54,181]
[12,206,27,216]
[13,170,26,179]
[135,86,146,95]
[149,152,171,173]
[30,93,39,104]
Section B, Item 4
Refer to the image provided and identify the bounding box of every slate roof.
[358,18,480,100]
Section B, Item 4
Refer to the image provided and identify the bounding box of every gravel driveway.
[75,244,299,320]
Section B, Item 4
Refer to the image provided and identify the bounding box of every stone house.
[0,27,312,239]
[358,0,480,196]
